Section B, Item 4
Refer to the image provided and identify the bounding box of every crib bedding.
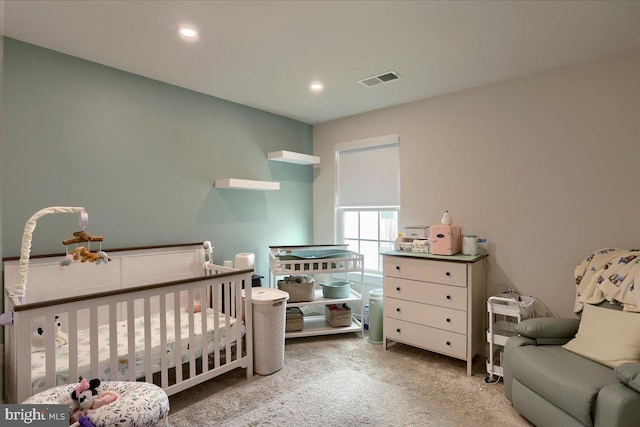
[30,307,242,394]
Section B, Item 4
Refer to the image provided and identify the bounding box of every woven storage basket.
[277,275,315,302]
[285,307,304,332]
[325,304,352,327]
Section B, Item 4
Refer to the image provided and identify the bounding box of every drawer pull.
[446,341,451,346]
[395,265,400,270]
[446,318,451,323]
[396,286,401,292]
[396,307,400,312]
[446,295,451,300]
[445,272,451,277]
[396,328,401,333]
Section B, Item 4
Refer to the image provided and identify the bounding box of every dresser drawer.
[384,317,466,360]
[383,277,467,310]
[384,298,467,334]
[383,256,466,287]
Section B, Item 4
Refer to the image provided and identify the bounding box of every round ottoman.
[23,381,169,427]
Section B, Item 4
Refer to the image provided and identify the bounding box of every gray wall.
[313,50,640,319]
[1,37,314,281]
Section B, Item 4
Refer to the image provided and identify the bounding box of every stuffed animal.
[69,247,101,263]
[71,378,100,412]
[80,252,101,263]
[70,378,119,426]
[95,251,112,265]
[64,248,111,266]
[59,254,73,270]
[68,247,91,262]
[31,316,67,351]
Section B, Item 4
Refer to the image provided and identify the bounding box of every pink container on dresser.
[430,224,462,255]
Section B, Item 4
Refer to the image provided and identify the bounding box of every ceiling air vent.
[358,70,401,87]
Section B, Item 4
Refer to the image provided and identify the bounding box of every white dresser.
[382,251,487,376]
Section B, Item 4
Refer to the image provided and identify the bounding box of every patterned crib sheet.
[30,308,241,395]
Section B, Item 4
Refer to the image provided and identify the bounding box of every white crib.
[3,242,253,404]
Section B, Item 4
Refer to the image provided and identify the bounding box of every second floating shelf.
[215,178,280,190]
[268,150,320,165]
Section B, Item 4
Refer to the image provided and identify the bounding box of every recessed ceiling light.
[310,82,324,93]
[179,26,198,40]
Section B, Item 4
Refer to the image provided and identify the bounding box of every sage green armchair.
[504,316,640,427]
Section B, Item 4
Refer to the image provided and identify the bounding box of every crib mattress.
[30,308,241,394]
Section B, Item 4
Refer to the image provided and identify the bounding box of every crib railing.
[4,269,253,404]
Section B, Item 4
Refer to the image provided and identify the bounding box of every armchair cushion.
[509,344,618,426]
[615,363,640,393]
[515,317,580,345]
[563,304,640,368]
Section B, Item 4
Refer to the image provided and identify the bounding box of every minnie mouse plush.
[70,378,119,427]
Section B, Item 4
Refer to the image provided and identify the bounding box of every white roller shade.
[336,135,400,207]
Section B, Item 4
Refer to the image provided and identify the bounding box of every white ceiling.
[2,1,639,124]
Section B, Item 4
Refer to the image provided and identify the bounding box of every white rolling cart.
[485,295,534,382]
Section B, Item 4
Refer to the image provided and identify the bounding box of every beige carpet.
[169,334,530,426]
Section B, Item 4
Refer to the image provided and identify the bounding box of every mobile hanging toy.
[10,206,111,300]
[59,211,111,270]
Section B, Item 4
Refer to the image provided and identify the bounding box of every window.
[335,135,400,273]
[340,207,398,272]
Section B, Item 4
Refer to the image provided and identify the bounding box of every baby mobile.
[59,210,111,269]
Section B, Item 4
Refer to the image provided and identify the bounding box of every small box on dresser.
[404,226,429,239]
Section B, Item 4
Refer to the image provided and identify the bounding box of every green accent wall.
[1,37,314,280]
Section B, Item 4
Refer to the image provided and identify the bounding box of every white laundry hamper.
[243,288,289,375]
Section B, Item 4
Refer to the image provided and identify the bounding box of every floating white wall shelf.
[267,150,320,165]
[214,178,280,190]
